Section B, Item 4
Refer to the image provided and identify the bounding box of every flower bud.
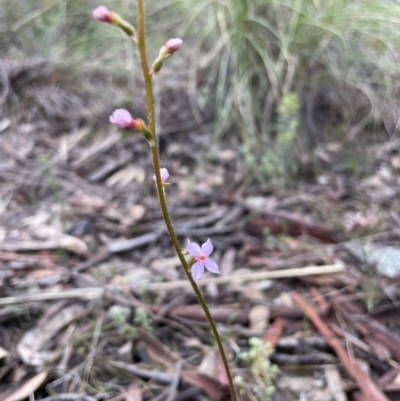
[93,6,137,39]
[150,38,183,76]
[153,168,169,183]
[92,5,113,23]
[164,38,183,54]
[109,109,142,130]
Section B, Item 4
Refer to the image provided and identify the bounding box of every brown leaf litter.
[2,58,400,401]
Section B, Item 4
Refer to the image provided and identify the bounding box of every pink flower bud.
[153,168,169,183]
[164,38,183,54]
[109,109,141,130]
[93,6,113,23]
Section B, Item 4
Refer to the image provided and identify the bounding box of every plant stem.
[135,1,237,400]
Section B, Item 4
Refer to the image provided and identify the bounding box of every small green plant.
[235,337,279,401]
[107,305,136,336]
[257,92,300,183]
[133,307,153,332]
[107,306,153,335]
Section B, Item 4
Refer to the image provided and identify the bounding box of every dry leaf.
[129,205,146,220]
[325,365,347,401]
[17,305,84,367]
[106,165,145,186]
[151,256,181,280]
[198,347,230,387]
[277,375,315,393]
[248,304,270,332]
[0,118,11,132]
[58,234,89,256]
[111,268,153,288]
[72,131,121,169]
[123,385,142,401]
[0,346,10,359]
[219,248,236,277]
[4,371,47,401]
[218,149,238,161]
[139,331,225,401]
[199,347,217,376]
[242,282,266,301]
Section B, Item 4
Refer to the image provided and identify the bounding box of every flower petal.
[165,38,183,53]
[160,168,169,182]
[187,240,201,257]
[191,261,205,281]
[109,109,133,128]
[93,6,113,23]
[201,238,213,256]
[204,258,220,274]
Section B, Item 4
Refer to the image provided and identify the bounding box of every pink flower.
[153,168,169,183]
[187,239,220,281]
[93,6,113,23]
[165,38,183,54]
[109,109,140,129]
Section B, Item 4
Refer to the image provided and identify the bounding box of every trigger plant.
[93,3,238,400]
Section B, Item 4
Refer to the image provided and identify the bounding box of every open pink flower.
[109,109,141,129]
[153,168,169,183]
[187,239,220,281]
[93,6,113,23]
[165,38,183,54]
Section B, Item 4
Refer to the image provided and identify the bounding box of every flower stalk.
[135,1,237,399]
[94,2,237,399]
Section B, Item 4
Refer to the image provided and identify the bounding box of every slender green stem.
[135,1,237,400]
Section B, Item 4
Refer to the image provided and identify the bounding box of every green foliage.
[133,306,153,331]
[256,91,300,183]
[234,337,279,401]
[176,0,400,181]
[3,0,400,182]
[107,305,152,336]
[0,0,144,102]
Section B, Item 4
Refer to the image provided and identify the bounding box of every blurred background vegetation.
[2,0,400,184]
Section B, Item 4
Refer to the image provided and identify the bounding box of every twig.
[0,265,343,306]
[146,264,344,291]
[71,131,121,169]
[0,288,104,306]
[40,394,97,401]
[166,361,183,401]
[109,360,173,385]
[88,152,132,182]
[107,231,163,253]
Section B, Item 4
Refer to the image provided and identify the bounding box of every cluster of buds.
[93,6,182,76]
[95,7,217,281]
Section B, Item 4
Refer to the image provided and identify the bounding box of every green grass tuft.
[2,0,400,182]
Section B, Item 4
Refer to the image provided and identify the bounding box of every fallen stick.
[0,265,343,306]
[292,292,389,401]
[0,288,104,306]
[146,264,344,290]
